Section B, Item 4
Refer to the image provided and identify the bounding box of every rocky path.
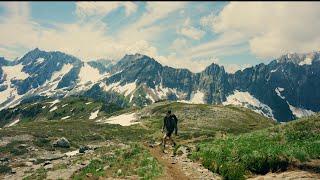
[145,142,221,180]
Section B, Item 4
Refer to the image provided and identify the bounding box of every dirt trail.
[147,145,190,180]
[145,142,221,180]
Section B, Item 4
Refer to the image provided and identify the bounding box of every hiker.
[161,110,178,152]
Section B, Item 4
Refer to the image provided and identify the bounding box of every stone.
[176,145,191,156]
[81,161,89,166]
[117,169,122,175]
[0,157,9,162]
[79,145,90,153]
[44,164,53,170]
[28,158,37,163]
[96,168,102,172]
[43,161,51,166]
[53,137,70,148]
[103,165,110,170]
[25,162,33,167]
[86,173,93,177]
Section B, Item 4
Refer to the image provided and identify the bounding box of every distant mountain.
[0,48,319,121]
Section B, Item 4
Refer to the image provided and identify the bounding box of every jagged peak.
[277,51,320,65]
[203,62,225,73]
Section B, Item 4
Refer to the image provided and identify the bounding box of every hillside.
[191,114,320,179]
[139,102,276,141]
[0,100,276,179]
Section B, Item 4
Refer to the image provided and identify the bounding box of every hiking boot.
[172,142,177,147]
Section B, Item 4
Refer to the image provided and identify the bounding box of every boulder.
[53,137,70,148]
[79,146,90,153]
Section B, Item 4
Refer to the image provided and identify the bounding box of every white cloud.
[224,63,251,74]
[178,18,205,40]
[200,12,215,28]
[0,2,165,61]
[117,2,187,43]
[75,1,137,18]
[179,26,205,40]
[156,53,217,73]
[186,31,248,59]
[211,2,320,59]
[134,2,187,28]
[170,38,188,52]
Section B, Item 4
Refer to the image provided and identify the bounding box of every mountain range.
[0,48,319,122]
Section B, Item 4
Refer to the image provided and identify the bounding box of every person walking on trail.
[162,110,178,152]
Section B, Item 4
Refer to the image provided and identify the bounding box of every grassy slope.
[0,97,104,127]
[191,114,320,179]
[0,100,278,179]
[140,102,276,142]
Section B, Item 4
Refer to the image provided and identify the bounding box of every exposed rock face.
[53,137,70,148]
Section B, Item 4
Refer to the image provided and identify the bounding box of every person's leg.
[169,136,176,147]
[162,134,167,150]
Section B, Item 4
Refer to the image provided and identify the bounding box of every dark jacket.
[162,114,178,134]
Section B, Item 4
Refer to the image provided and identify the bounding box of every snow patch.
[223,90,275,119]
[89,110,99,120]
[146,93,155,103]
[38,64,73,97]
[85,102,92,105]
[154,84,180,99]
[103,81,137,96]
[51,64,73,81]
[2,64,29,81]
[61,104,68,107]
[101,112,139,126]
[48,99,60,107]
[190,90,205,104]
[49,106,58,112]
[78,63,101,84]
[299,57,313,66]
[61,116,70,120]
[0,63,30,106]
[6,118,20,127]
[270,69,278,73]
[275,87,285,99]
[288,103,314,118]
[35,57,45,65]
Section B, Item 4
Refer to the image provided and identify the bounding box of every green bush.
[0,165,12,174]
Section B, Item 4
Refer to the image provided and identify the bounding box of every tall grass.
[191,115,320,179]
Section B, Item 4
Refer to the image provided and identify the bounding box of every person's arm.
[173,115,178,135]
[162,117,166,132]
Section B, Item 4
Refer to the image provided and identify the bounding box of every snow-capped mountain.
[0,48,319,122]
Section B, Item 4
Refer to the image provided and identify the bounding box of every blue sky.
[0,2,319,73]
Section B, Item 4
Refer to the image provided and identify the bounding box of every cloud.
[117,2,187,43]
[185,31,248,60]
[178,18,205,40]
[0,2,167,61]
[211,2,320,59]
[200,12,215,29]
[170,38,188,52]
[223,63,251,74]
[75,1,138,19]
[156,53,217,73]
[134,2,187,28]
